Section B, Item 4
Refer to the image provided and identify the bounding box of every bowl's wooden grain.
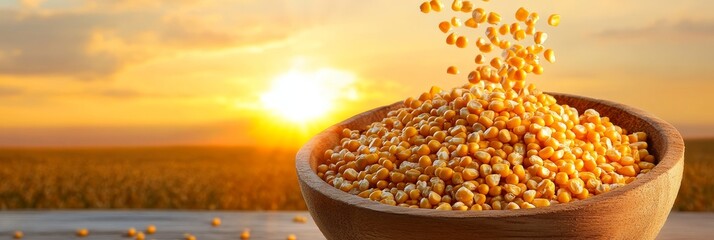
[296,93,684,240]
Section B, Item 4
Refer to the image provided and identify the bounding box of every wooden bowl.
[296,93,684,240]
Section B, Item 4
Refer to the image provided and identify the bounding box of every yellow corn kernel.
[568,178,584,195]
[475,54,485,64]
[479,43,494,53]
[557,190,572,203]
[446,33,457,45]
[544,49,555,63]
[487,12,501,25]
[468,71,481,83]
[451,0,463,11]
[241,229,251,239]
[515,7,529,22]
[436,202,453,210]
[461,1,474,12]
[146,225,156,234]
[532,198,550,207]
[499,24,510,35]
[456,36,468,48]
[127,228,137,237]
[420,2,431,13]
[455,186,475,204]
[472,8,486,23]
[508,57,526,69]
[439,21,451,33]
[532,64,543,75]
[548,14,561,26]
[447,66,459,75]
[514,30,526,41]
[13,231,23,239]
[430,0,443,12]
[505,202,521,210]
[490,57,504,69]
[514,69,527,81]
[212,217,221,227]
[526,12,540,26]
[287,234,297,240]
[465,18,478,28]
[617,165,637,177]
[534,32,548,44]
[451,17,462,27]
[76,229,89,237]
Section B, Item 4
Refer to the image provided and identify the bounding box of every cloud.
[0,2,306,79]
[0,86,23,97]
[594,18,714,42]
[0,10,121,78]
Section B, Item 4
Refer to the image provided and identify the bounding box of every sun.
[260,68,357,124]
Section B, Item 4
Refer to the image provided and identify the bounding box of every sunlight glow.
[260,68,357,124]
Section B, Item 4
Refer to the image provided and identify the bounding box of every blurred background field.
[0,147,304,210]
[0,139,710,211]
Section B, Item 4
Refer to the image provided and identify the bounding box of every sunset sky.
[0,0,713,147]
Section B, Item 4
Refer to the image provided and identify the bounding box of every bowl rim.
[296,92,685,218]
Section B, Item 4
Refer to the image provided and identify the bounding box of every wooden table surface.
[0,211,711,239]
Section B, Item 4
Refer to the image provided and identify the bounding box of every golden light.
[260,68,357,124]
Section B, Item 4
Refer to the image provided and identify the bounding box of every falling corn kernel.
[287,234,297,240]
[467,71,480,83]
[464,18,478,28]
[447,66,459,74]
[514,29,526,41]
[456,36,468,48]
[146,225,156,234]
[429,0,443,12]
[461,1,473,12]
[184,234,196,240]
[498,24,510,35]
[13,231,23,239]
[438,21,451,33]
[487,12,501,24]
[534,32,548,44]
[472,8,485,23]
[127,228,137,237]
[241,229,251,239]
[451,17,462,27]
[420,2,431,13]
[211,217,221,227]
[508,57,526,69]
[544,49,556,63]
[451,0,463,11]
[515,7,529,22]
[474,54,485,64]
[527,12,540,26]
[136,232,145,240]
[446,33,457,45]
[548,14,561,26]
[76,229,89,237]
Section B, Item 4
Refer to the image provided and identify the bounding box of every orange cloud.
[594,18,714,42]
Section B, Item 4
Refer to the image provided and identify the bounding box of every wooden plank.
[0,211,325,240]
[0,211,710,239]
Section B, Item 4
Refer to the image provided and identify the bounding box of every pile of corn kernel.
[317,0,657,211]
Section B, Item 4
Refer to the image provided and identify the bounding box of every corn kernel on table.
[0,211,711,239]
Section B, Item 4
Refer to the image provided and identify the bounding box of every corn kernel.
[439,21,451,33]
[430,0,443,12]
[515,7,529,22]
[548,14,561,26]
[447,66,459,74]
[544,49,555,63]
[420,2,431,13]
